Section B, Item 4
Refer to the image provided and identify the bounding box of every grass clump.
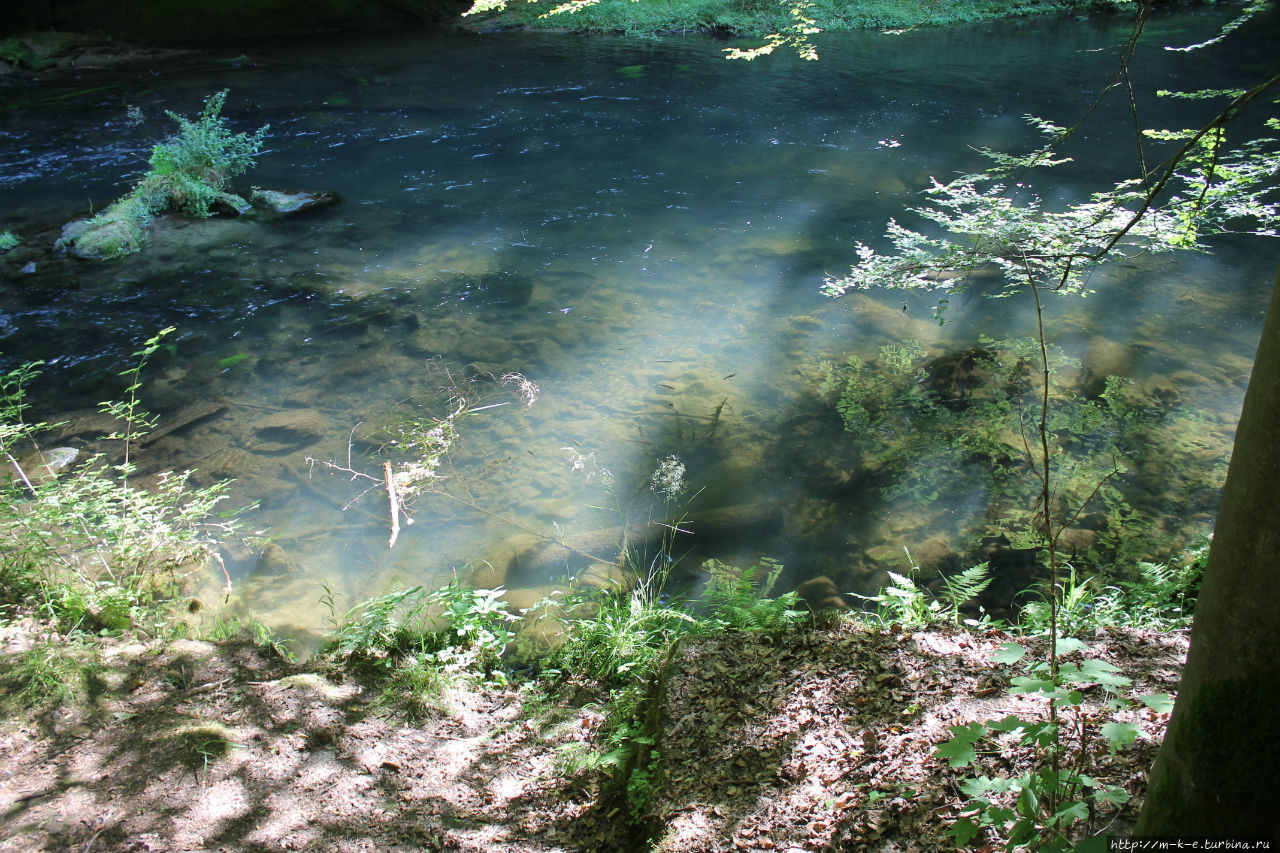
[1017,537,1206,635]
[851,547,994,628]
[63,90,267,259]
[0,230,18,252]
[0,638,102,710]
[0,37,57,71]
[167,721,241,774]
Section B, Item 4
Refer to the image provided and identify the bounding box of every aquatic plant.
[64,90,268,259]
[0,230,18,251]
[822,335,1222,572]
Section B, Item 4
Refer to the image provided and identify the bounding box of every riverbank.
[457,0,1123,40]
[3,0,1135,51]
[0,614,1184,852]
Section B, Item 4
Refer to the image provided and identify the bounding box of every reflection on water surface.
[1,11,1276,640]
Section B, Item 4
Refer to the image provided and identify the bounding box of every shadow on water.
[1,9,1277,635]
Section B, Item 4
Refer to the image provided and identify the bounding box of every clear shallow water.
[1,11,1277,640]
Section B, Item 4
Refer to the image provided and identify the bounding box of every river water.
[1,9,1276,641]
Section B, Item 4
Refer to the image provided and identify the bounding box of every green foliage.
[545,584,694,685]
[823,102,1278,308]
[553,623,681,823]
[700,557,807,634]
[1018,539,1206,634]
[853,568,935,627]
[819,9,1272,849]
[938,561,995,623]
[0,37,57,71]
[852,549,993,627]
[205,615,296,660]
[321,577,517,703]
[1,333,244,637]
[542,455,710,825]
[143,90,268,219]
[1017,564,1098,637]
[0,230,18,251]
[936,649,1156,849]
[67,90,267,259]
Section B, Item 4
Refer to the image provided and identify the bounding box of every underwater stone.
[253,408,326,451]
[1056,527,1097,555]
[913,535,960,575]
[256,542,301,576]
[1081,335,1134,396]
[53,219,95,257]
[795,575,849,612]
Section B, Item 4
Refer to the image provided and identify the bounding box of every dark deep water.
[1,9,1277,638]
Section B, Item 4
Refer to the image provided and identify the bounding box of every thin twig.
[4,452,38,498]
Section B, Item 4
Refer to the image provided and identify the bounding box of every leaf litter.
[0,618,1186,852]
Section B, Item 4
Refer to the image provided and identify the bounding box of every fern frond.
[940,562,993,608]
[1138,560,1178,595]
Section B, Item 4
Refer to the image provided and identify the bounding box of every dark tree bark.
[1135,265,1280,841]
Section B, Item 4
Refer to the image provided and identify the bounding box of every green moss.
[65,90,266,260]
[0,38,57,71]
[1140,676,1280,836]
[71,194,153,259]
[1169,677,1280,831]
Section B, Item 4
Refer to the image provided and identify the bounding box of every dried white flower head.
[650,454,686,501]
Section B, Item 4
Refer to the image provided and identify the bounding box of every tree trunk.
[1135,266,1280,840]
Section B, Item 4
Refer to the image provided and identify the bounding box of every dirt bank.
[0,618,1185,852]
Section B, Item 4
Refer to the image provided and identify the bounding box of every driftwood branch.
[384,461,401,549]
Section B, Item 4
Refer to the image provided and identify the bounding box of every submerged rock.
[795,575,849,612]
[486,503,784,590]
[256,543,302,576]
[254,408,327,452]
[249,188,339,216]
